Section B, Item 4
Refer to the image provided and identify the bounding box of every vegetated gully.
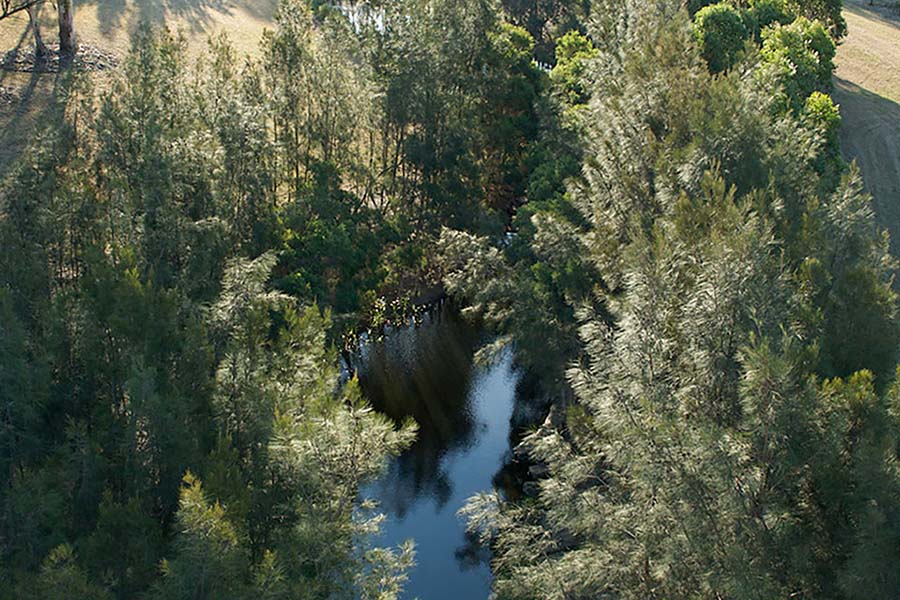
[347,305,547,599]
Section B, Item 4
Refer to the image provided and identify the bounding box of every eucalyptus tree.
[57,0,74,56]
[0,0,37,18]
[1,0,78,57]
[25,2,48,57]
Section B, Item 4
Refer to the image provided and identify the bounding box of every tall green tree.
[453,1,900,598]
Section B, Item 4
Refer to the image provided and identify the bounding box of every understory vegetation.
[1,0,899,598]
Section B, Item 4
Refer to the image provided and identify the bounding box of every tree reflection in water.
[356,308,481,516]
[355,307,528,599]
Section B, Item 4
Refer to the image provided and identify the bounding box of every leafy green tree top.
[693,2,749,73]
[759,16,836,113]
[550,30,599,106]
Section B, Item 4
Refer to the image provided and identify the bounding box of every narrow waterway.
[355,309,525,599]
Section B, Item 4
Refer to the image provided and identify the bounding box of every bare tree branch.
[0,0,43,21]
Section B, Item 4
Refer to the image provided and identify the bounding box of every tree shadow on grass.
[0,67,71,183]
[94,0,129,37]
[74,0,277,37]
[0,27,75,184]
[160,0,278,33]
[0,22,49,182]
[0,20,28,87]
[833,77,900,255]
[845,0,900,30]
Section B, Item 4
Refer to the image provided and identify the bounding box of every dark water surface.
[355,309,524,600]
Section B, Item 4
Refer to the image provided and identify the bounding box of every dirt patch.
[2,43,118,73]
[0,85,17,105]
[835,0,900,254]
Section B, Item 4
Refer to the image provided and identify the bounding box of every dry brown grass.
[837,1,900,102]
[834,0,900,253]
[1,0,276,58]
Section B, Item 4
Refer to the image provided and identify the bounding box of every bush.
[760,17,835,113]
[786,0,847,38]
[693,3,749,73]
[804,90,841,148]
[744,0,793,39]
[688,0,715,16]
[803,90,844,185]
[550,30,598,106]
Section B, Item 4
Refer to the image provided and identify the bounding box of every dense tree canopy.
[3,0,898,598]
[440,0,900,598]
[0,0,542,596]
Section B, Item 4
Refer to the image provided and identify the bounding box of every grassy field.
[833,0,900,254]
[0,0,276,180]
[0,0,277,57]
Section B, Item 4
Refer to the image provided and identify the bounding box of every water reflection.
[357,310,481,516]
[355,308,522,599]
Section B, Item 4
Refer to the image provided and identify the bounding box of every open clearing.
[834,0,900,253]
[0,0,277,57]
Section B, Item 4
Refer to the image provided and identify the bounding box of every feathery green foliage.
[2,0,895,597]
[444,0,900,598]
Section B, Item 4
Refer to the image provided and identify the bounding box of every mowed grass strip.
[834,0,900,255]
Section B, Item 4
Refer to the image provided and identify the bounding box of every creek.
[354,307,537,599]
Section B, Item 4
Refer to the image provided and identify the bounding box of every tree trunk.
[26,3,49,59]
[57,0,75,58]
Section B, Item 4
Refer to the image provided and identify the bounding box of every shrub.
[550,30,598,106]
[693,3,749,73]
[760,17,835,112]
[744,0,793,39]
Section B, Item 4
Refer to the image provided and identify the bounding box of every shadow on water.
[355,307,545,599]
[357,309,481,517]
